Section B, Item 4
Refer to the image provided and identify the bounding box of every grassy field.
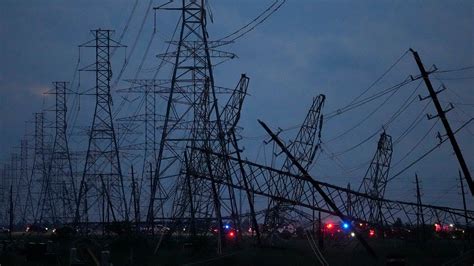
[0,234,472,265]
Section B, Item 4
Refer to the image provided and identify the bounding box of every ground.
[0,233,473,265]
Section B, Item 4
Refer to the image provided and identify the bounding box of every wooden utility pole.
[410,49,473,196]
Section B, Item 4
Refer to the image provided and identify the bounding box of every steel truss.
[357,131,392,224]
[265,95,325,228]
[37,82,76,225]
[146,1,241,240]
[187,147,474,228]
[75,29,128,225]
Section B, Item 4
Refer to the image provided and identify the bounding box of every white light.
[449,224,454,227]
[350,232,355,237]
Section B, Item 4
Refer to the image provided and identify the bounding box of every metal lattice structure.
[116,79,161,223]
[146,1,239,237]
[37,82,76,225]
[75,30,129,224]
[357,131,393,224]
[189,145,474,227]
[15,138,29,224]
[265,95,325,228]
[0,4,473,260]
[22,113,47,223]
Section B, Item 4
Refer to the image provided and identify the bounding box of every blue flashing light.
[342,222,350,229]
[224,224,230,229]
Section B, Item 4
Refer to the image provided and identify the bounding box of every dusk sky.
[1,0,473,211]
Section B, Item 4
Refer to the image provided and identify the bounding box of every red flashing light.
[369,229,375,237]
[326,223,333,229]
[434,223,442,232]
[228,231,235,238]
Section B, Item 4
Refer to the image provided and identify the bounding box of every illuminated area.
[342,222,350,229]
[369,229,375,237]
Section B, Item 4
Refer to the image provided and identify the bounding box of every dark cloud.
[1,0,472,210]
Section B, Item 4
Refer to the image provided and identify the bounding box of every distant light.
[449,224,454,227]
[342,223,350,229]
[326,223,333,229]
[45,227,48,231]
[434,223,442,232]
[369,229,375,237]
[359,223,363,227]
[350,232,355,237]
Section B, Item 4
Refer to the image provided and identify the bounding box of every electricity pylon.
[38,82,76,225]
[75,29,129,225]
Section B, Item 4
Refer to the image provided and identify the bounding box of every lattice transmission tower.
[357,131,393,224]
[74,29,129,225]
[146,0,241,238]
[22,113,47,223]
[37,82,76,225]
[264,95,325,230]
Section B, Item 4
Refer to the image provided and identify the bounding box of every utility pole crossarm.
[410,49,473,196]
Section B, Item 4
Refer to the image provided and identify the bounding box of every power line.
[388,118,472,183]
[331,50,409,112]
[435,65,474,74]
[325,81,404,143]
[393,101,430,145]
[217,0,286,43]
[391,119,440,170]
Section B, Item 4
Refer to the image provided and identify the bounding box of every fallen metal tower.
[357,131,393,224]
[265,95,325,230]
[187,120,474,257]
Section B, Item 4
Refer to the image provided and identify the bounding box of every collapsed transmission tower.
[37,82,76,225]
[75,29,129,224]
[357,131,393,224]
[265,95,325,229]
[188,120,474,257]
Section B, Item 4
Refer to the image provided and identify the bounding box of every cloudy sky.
[0,0,473,210]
